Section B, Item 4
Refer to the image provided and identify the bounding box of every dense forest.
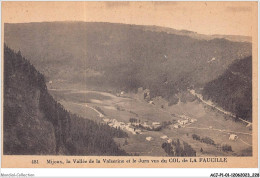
[202,56,252,121]
[4,45,128,155]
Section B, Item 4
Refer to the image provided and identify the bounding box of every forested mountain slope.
[4,22,251,100]
[202,56,252,121]
[4,45,128,155]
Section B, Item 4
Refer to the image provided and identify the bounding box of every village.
[100,88,242,146]
[94,88,204,145]
[100,109,199,143]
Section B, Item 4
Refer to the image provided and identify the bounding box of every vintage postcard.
[1,1,258,169]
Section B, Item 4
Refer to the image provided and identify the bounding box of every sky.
[2,1,257,36]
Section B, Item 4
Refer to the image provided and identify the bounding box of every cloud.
[226,6,252,12]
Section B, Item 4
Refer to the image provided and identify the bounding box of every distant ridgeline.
[202,56,252,122]
[4,45,128,155]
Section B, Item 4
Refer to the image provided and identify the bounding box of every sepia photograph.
[1,1,258,170]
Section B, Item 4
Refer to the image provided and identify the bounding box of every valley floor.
[48,86,252,157]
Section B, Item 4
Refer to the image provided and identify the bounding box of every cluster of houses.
[145,135,173,143]
[169,114,197,129]
[102,115,165,137]
[131,121,162,130]
[102,118,142,135]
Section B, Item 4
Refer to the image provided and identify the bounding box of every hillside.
[4,22,252,101]
[4,44,128,155]
[202,56,252,121]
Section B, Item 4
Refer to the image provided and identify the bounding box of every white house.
[190,118,197,123]
[229,134,238,141]
[160,135,168,139]
[146,137,153,141]
[149,101,154,104]
[167,139,173,143]
[152,122,161,126]
[173,124,180,129]
[103,118,110,123]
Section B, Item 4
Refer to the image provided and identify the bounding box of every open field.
[49,86,252,157]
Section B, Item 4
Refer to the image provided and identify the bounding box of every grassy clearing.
[59,101,103,122]
[114,131,167,156]
[50,90,112,104]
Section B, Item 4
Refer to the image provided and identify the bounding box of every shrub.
[222,144,232,152]
[192,134,200,140]
[201,137,215,145]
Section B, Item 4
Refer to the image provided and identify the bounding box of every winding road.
[188,89,252,126]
